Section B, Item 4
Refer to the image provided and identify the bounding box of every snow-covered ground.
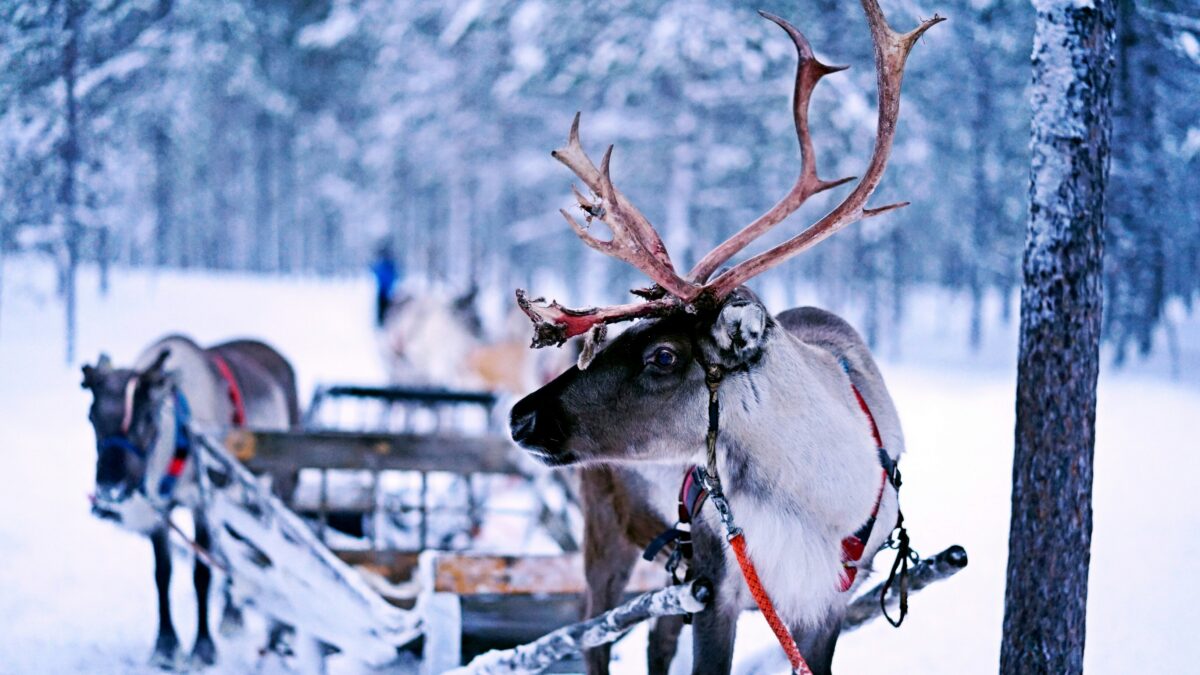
[1,257,1197,674]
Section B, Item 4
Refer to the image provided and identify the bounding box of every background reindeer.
[509,3,941,674]
[81,334,299,669]
[380,286,484,387]
[381,286,574,395]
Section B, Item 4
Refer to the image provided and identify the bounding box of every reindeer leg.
[647,614,686,675]
[791,610,843,675]
[583,540,638,675]
[218,576,244,637]
[149,528,180,669]
[190,513,217,666]
[581,469,639,675]
[688,524,736,675]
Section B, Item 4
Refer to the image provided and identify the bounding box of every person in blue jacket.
[370,243,400,327]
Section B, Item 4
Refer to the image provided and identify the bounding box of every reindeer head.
[511,289,775,465]
[81,350,172,514]
[510,5,940,466]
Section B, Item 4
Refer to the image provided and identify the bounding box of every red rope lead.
[729,532,812,675]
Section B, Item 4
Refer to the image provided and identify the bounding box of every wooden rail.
[230,430,522,476]
[417,552,667,673]
[333,551,664,603]
[316,384,499,406]
[304,383,500,430]
[429,552,663,596]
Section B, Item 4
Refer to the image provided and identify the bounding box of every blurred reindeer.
[81,335,300,669]
[380,285,574,395]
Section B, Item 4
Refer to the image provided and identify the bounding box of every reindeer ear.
[704,293,771,368]
[82,353,113,389]
[139,348,172,387]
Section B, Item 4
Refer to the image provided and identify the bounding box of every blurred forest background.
[1,0,1197,363]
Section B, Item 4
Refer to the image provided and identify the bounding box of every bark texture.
[1001,2,1115,673]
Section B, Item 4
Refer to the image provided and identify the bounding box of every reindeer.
[81,334,300,669]
[508,4,941,674]
[380,286,486,387]
[383,286,576,395]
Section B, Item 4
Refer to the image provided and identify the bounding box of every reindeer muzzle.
[509,391,575,465]
[91,500,123,523]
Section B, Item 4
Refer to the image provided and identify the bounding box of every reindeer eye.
[649,347,678,370]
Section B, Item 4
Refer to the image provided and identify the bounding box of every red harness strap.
[838,380,891,591]
[730,531,812,674]
[209,353,247,427]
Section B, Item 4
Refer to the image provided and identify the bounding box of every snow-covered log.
[842,545,969,632]
[448,579,712,675]
[191,434,421,665]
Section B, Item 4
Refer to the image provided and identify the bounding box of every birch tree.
[1000,1,1115,673]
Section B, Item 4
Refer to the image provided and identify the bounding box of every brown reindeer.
[508,4,941,674]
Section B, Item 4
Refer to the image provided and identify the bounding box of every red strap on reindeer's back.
[209,354,247,427]
[849,382,883,448]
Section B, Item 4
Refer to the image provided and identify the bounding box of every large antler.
[518,117,701,345]
[518,1,943,348]
[552,114,699,303]
[703,3,944,298]
[687,11,854,285]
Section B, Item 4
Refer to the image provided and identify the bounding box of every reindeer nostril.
[510,410,537,443]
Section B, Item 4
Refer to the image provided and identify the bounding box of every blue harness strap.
[99,435,147,460]
[99,389,193,501]
[156,390,192,499]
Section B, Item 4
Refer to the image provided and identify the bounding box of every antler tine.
[551,115,699,301]
[515,289,680,348]
[688,11,854,284]
[703,1,944,299]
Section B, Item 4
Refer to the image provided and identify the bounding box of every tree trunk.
[277,123,297,273]
[253,111,274,273]
[60,0,84,365]
[210,101,234,270]
[968,12,995,353]
[446,173,470,284]
[864,247,880,351]
[664,138,695,272]
[98,227,109,294]
[152,121,173,267]
[1107,0,1166,363]
[0,221,6,339]
[888,227,905,360]
[1000,2,1115,674]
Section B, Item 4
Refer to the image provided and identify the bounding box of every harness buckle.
[665,548,684,584]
